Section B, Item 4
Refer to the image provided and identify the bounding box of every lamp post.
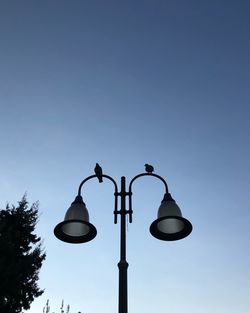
[54,165,192,313]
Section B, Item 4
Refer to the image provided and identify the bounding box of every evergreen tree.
[0,196,46,313]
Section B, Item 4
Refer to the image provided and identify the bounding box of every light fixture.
[54,195,97,244]
[150,193,192,241]
[54,165,192,313]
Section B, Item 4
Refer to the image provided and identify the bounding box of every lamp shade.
[150,193,192,241]
[54,195,97,244]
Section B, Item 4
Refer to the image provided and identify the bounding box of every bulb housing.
[150,193,192,241]
[54,195,97,244]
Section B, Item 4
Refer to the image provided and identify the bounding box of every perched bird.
[145,164,154,173]
[94,163,103,182]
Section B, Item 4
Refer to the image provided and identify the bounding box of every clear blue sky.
[0,1,249,312]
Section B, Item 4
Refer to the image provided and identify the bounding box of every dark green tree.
[0,196,46,313]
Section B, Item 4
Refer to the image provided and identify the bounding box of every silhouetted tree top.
[0,195,46,313]
[43,299,72,313]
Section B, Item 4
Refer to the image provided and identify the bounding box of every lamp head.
[150,193,192,241]
[54,195,97,244]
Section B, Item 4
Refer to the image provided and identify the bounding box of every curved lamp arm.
[77,174,119,223]
[128,173,169,223]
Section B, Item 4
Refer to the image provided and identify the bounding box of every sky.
[0,0,250,312]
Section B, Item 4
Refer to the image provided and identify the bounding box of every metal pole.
[118,176,128,313]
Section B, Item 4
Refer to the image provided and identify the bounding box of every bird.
[145,164,154,173]
[94,163,103,182]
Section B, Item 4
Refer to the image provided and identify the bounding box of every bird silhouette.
[94,163,103,182]
[145,164,154,173]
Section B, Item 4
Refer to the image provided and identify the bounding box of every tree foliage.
[0,196,46,313]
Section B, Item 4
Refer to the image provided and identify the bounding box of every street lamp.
[54,165,192,313]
